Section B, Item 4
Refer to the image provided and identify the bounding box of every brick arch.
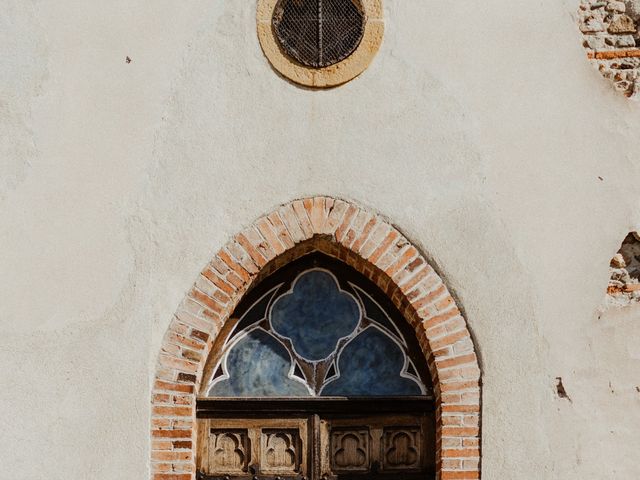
[151,196,481,480]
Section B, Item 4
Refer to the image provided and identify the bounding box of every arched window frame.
[200,253,433,399]
[150,197,482,480]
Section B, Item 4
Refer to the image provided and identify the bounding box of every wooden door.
[196,398,435,480]
[197,417,309,480]
[320,414,435,480]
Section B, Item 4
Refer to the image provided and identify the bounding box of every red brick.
[402,266,437,294]
[151,418,171,429]
[151,429,192,439]
[153,406,193,417]
[441,447,480,458]
[176,372,197,384]
[202,267,235,296]
[225,270,245,289]
[153,474,192,480]
[158,354,198,374]
[173,395,192,406]
[154,380,194,394]
[256,217,286,255]
[436,353,478,370]
[277,205,306,243]
[325,199,350,233]
[305,196,326,233]
[153,393,171,404]
[174,310,214,335]
[385,246,418,277]
[226,241,260,274]
[190,288,223,314]
[352,215,378,253]
[440,471,480,479]
[335,205,358,242]
[439,380,480,393]
[172,440,192,450]
[292,199,314,237]
[342,210,370,248]
[369,229,399,264]
[428,326,468,351]
[151,463,174,473]
[442,404,480,413]
[236,232,269,268]
[151,450,192,461]
[168,332,205,351]
[588,48,640,60]
[442,426,480,437]
[218,249,251,282]
[412,284,447,311]
[152,440,172,450]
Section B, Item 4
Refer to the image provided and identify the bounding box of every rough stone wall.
[607,232,640,305]
[580,0,640,97]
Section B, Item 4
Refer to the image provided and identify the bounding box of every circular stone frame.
[257,0,384,88]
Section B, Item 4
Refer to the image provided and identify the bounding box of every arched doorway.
[151,197,481,480]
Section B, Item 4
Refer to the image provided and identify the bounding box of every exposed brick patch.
[150,196,481,480]
[605,231,640,305]
[579,0,640,97]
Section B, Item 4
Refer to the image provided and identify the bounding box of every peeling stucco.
[606,231,640,305]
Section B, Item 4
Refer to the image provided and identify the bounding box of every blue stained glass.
[321,327,423,396]
[208,329,311,397]
[229,287,279,339]
[352,285,403,343]
[270,270,360,361]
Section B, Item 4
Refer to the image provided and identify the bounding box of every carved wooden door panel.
[197,417,309,480]
[320,414,435,480]
[196,399,435,480]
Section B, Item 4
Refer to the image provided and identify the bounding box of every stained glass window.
[207,253,431,398]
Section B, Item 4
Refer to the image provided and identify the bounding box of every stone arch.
[151,196,481,480]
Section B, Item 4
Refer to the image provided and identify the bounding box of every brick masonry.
[150,196,481,480]
[580,0,640,97]
[606,231,640,306]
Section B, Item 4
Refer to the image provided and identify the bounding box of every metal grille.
[272,0,365,68]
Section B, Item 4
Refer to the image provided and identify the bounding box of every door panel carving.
[318,413,432,479]
[261,429,301,474]
[209,430,249,474]
[382,427,421,471]
[197,418,308,479]
[196,403,434,479]
[330,428,369,472]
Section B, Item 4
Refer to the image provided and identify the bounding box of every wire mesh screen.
[272,0,365,68]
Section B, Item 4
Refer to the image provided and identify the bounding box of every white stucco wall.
[1,1,639,478]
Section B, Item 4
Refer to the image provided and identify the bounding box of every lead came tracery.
[207,266,426,398]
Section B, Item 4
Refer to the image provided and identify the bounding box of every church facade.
[1,1,639,479]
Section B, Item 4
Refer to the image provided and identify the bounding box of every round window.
[257,0,384,88]
[272,0,366,68]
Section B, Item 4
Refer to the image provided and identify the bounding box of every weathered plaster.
[0,1,48,202]
[1,1,639,479]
